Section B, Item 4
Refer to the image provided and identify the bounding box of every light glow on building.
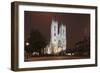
[44,19,67,55]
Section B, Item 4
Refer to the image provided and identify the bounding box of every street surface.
[25,55,89,62]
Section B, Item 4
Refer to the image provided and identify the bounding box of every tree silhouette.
[75,37,90,56]
[27,29,48,55]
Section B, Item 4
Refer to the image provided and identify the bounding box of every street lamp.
[26,42,30,46]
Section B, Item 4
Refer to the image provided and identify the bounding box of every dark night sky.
[24,11,90,49]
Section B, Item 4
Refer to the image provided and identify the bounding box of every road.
[25,55,89,62]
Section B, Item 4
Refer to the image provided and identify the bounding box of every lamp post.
[26,42,30,46]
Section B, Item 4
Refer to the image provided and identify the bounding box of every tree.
[28,29,48,55]
[75,37,90,56]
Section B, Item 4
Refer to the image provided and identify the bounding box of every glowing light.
[68,53,71,56]
[26,42,29,46]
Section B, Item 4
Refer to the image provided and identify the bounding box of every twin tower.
[44,19,66,55]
